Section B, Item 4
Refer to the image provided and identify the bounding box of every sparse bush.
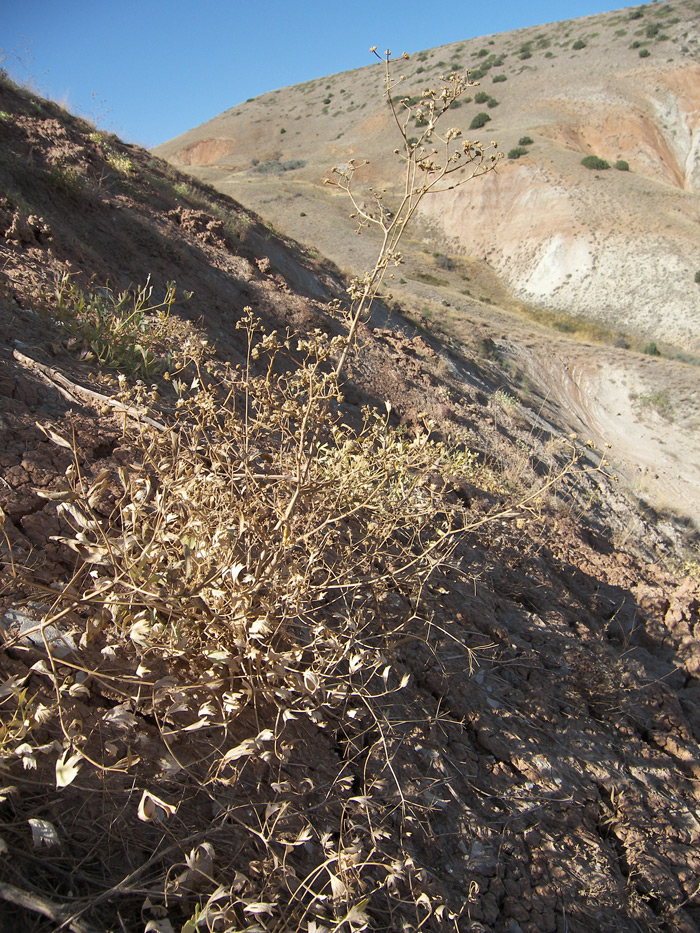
[487,97,499,108]
[614,159,630,171]
[639,47,651,57]
[508,147,529,159]
[629,8,644,18]
[646,22,660,37]
[493,73,507,82]
[572,39,587,49]
[643,341,660,356]
[48,160,83,194]
[694,270,700,283]
[519,49,532,59]
[474,90,489,104]
[519,136,534,145]
[470,111,491,129]
[581,155,610,170]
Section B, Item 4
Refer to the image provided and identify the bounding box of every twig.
[12,348,167,431]
[0,881,100,933]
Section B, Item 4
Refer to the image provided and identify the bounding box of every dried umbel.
[326,48,501,380]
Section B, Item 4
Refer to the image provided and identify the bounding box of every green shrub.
[492,73,507,82]
[639,48,651,57]
[508,147,528,159]
[519,50,532,60]
[694,270,700,283]
[581,155,610,170]
[614,159,630,171]
[646,23,660,37]
[519,136,533,146]
[470,111,491,130]
[487,97,499,108]
[474,91,489,104]
[643,341,660,356]
[572,39,587,50]
[629,8,644,19]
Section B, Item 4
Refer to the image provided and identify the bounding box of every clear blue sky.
[3,0,633,148]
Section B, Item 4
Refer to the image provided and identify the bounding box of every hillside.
[155,0,700,351]
[155,0,700,534]
[1,63,700,933]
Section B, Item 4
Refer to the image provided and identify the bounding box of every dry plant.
[0,50,595,933]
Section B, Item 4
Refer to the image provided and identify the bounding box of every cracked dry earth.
[0,78,700,932]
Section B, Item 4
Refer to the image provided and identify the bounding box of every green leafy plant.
[470,111,491,130]
[51,274,184,375]
[639,47,651,57]
[492,73,507,82]
[581,155,610,170]
[643,341,660,356]
[508,147,529,159]
[614,159,630,171]
[519,136,533,145]
[572,39,587,50]
[694,270,700,284]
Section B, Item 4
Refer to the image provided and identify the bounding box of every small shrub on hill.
[643,341,661,356]
[493,73,507,82]
[519,136,534,145]
[572,39,587,49]
[581,155,610,170]
[694,270,700,283]
[474,91,490,104]
[508,147,528,159]
[614,159,630,171]
[470,111,491,129]
[639,47,651,57]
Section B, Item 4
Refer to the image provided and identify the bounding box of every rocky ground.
[1,75,700,933]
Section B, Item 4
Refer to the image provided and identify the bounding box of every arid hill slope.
[156,0,700,353]
[1,71,700,933]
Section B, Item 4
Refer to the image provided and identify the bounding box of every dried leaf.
[129,618,151,646]
[36,422,73,450]
[0,673,28,699]
[28,818,59,848]
[103,704,138,728]
[329,872,347,900]
[229,562,246,585]
[303,670,319,693]
[221,738,257,764]
[144,921,175,933]
[242,901,276,916]
[68,682,90,699]
[56,749,83,788]
[137,790,178,822]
